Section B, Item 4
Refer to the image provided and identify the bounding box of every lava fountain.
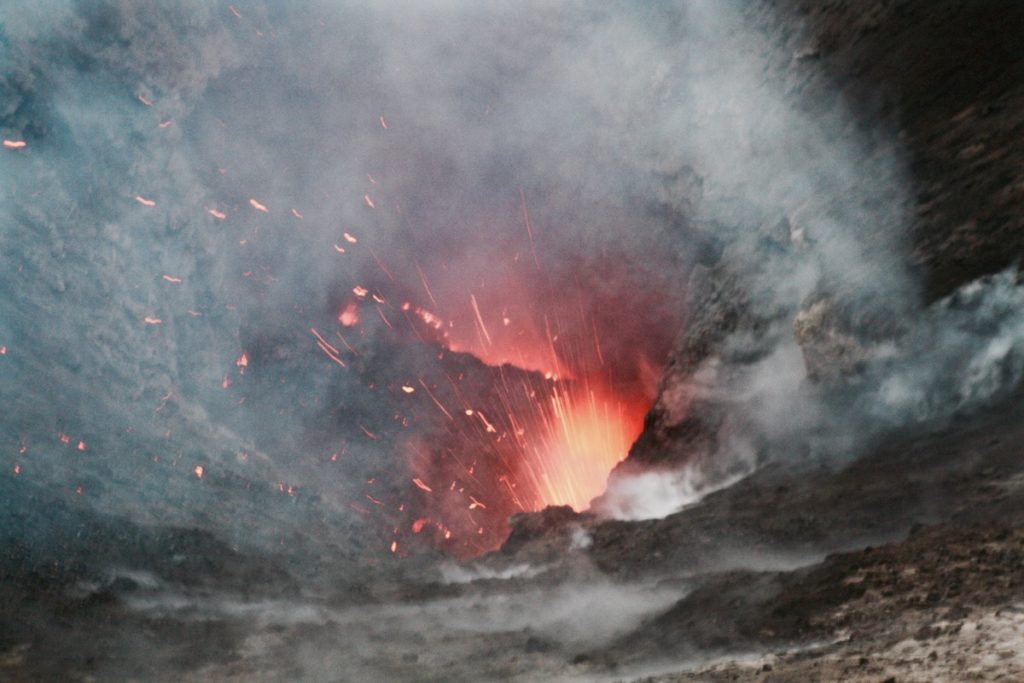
[399,300,653,557]
[318,191,680,558]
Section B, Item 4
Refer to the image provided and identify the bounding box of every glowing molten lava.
[306,187,681,558]
[392,320,653,557]
[432,294,646,513]
[419,259,657,519]
[520,382,644,511]
[394,258,661,556]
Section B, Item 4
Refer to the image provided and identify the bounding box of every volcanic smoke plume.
[0,0,699,561]
[5,0,1022,570]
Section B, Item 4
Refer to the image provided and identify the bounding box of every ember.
[337,302,360,326]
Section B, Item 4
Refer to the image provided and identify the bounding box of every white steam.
[596,466,746,522]
[865,268,1024,422]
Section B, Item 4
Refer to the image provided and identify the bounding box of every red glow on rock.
[401,246,673,557]
[305,190,680,559]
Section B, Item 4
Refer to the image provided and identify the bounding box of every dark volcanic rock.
[615,0,1024,475]
[777,0,1024,301]
[498,505,589,561]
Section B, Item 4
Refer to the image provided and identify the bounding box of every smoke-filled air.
[3,2,1024,681]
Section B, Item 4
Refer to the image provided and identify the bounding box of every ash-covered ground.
[3,1,1024,682]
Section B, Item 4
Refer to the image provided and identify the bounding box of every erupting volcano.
[314,191,677,557]
[11,2,1024,681]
